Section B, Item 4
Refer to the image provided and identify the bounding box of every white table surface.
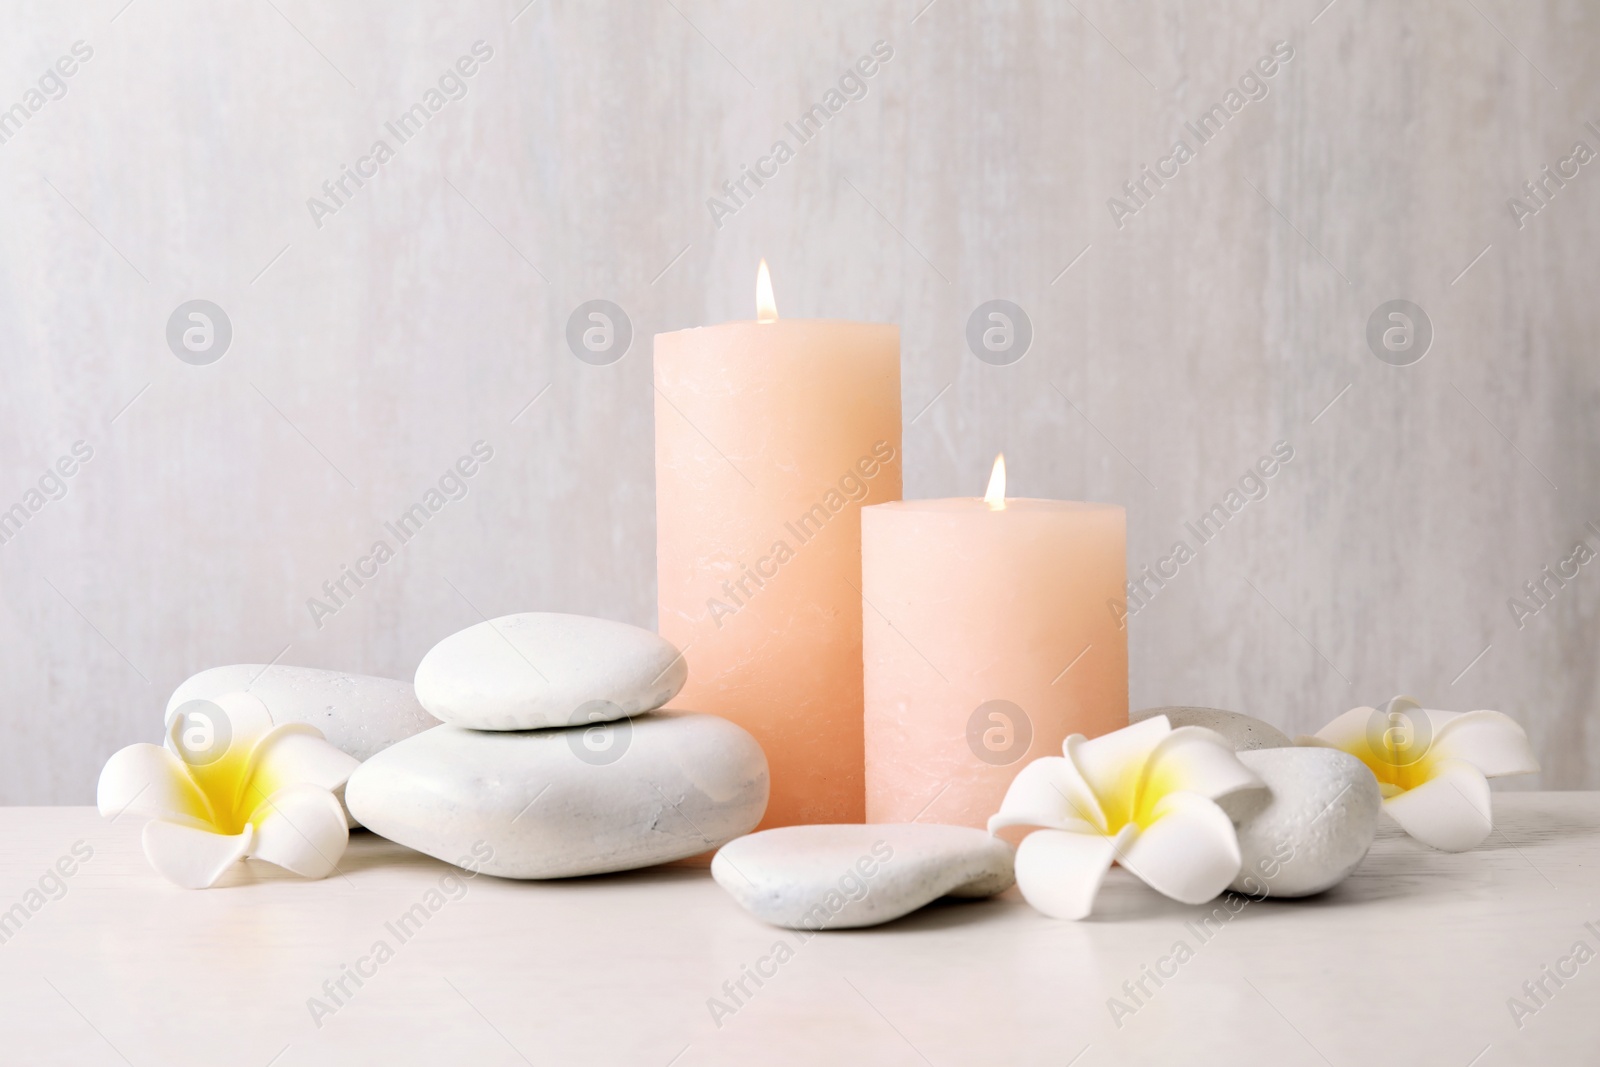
[1,794,1595,1066]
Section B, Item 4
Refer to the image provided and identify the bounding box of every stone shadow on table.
[812,892,1019,934]
[333,832,717,887]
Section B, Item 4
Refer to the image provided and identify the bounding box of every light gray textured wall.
[1,0,1595,803]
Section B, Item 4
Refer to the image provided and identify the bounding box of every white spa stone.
[166,665,439,762]
[1219,747,1381,898]
[711,823,1015,930]
[414,612,687,731]
[345,711,768,878]
[1131,706,1292,751]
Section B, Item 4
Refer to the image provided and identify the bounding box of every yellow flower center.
[1352,738,1434,792]
[185,743,260,835]
[1095,760,1174,834]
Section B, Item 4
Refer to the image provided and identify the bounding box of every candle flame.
[756,259,779,323]
[984,453,1006,510]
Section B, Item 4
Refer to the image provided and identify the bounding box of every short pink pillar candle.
[861,458,1127,828]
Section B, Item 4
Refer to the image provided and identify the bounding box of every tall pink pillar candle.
[861,478,1126,828]
[655,279,900,830]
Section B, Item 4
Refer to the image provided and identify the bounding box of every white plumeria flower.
[1299,696,1538,852]
[987,715,1262,920]
[98,691,359,889]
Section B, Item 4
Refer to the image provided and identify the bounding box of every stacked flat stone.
[177,614,767,878]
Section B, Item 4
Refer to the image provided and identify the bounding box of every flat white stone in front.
[712,823,1014,929]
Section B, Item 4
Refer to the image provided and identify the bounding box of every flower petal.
[247,784,349,879]
[1301,705,1378,756]
[1013,828,1123,920]
[1138,727,1263,816]
[1303,700,1468,789]
[1428,710,1540,779]
[1307,698,1465,750]
[241,724,359,805]
[1067,716,1171,828]
[1383,758,1492,852]
[988,756,1103,835]
[142,819,252,889]
[97,744,212,825]
[1118,792,1241,905]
